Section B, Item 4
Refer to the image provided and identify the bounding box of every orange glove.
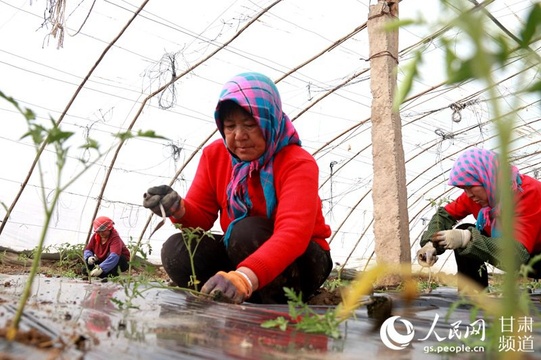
[201,271,253,304]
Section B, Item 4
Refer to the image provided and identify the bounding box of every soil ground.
[0,247,512,306]
[0,248,343,356]
[1,249,540,359]
[0,248,343,304]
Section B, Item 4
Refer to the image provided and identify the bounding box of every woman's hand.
[201,270,254,304]
[416,242,438,267]
[143,185,183,218]
[433,229,472,249]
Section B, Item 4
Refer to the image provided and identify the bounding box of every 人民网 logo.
[380,315,415,350]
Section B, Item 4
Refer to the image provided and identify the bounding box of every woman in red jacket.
[143,72,332,304]
[417,148,541,289]
[84,216,131,278]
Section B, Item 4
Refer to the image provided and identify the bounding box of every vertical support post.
[368,0,411,285]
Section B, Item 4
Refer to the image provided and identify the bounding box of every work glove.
[201,271,252,304]
[416,242,438,267]
[87,256,98,265]
[90,265,103,277]
[433,229,472,250]
[143,185,181,217]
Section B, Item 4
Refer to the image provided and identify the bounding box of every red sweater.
[173,139,331,288]
[444,174,541,254]
[85,229,130,260]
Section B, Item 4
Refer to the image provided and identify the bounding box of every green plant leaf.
[47,126,74,144]
[21,124,46,145]
[526,80,541,94]
[115,130,168,142]
[0,90,36,120]
[136,129,169,140]
[519,3,541,48]
[80,138,100,150]
[447,57,475,84]
[261,316,289,331]
[493,34,510,65]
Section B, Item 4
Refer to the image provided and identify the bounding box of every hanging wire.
[449,98,479,123]
[40,0,67,48]
[157,52,179,110]
[329,160,338,215]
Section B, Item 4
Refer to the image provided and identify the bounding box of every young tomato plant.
[0,90,166,340]
[261,287,342,339]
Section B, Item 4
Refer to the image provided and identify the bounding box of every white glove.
[416,242,438,267]
[87,256,98,265]
[90,265,103,277]
[433,229,471,249]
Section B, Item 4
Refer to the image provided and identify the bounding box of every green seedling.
[261,3,541,350]
[109,227,211,311]
[172,225,214,291]
[393,2,541,356]
[55,243,85,265]
[262,287,342,339]
[322,277,348,293]
[108,238,164,310]
[426,196,451,208]
[262,266,427,339]
[0,90,167,341]
[15,252,32,268]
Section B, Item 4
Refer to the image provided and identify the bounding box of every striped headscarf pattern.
[214,72,301,246]
[93,216,114,232]
[448,148,522,234]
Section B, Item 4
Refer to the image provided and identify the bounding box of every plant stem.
[6,188,60,340]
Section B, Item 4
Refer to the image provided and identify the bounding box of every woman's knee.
[118,255,130,272]
[254,243,332,303]
[161,231,231,287]
[161,233,186,263]
[297,244,333,294]
[228,217,273,261]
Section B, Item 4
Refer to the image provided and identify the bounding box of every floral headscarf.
[448,148,522,234]
[214,72,301,246]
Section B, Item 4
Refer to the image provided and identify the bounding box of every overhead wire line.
[133,0,284,243]
[0,0,153,236]
[325,0,541,269]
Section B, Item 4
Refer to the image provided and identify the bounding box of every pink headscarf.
[448,148,522,233]
[93,216,114,232]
